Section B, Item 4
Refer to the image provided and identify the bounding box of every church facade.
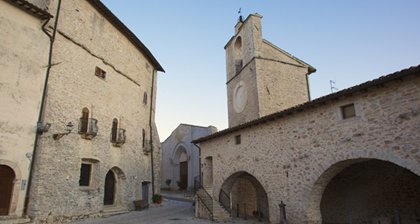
[160,124,217,191]
[194,14,420,224]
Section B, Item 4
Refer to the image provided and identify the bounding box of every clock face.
[233,81,247,113]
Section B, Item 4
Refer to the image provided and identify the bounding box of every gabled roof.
[87,0,164,72]
[192,64,420,144]
[263,39,316,74]
[6,0,52,19]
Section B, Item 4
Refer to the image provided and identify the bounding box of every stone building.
[0,0,51,220]
[193,14,420,223]
[160,124,217,191]
[1,0,164,223]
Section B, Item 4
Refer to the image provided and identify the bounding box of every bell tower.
[225,14,316,128]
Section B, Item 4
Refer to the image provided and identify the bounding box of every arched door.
[104,170,116,205]
[0,165,15,215]
[179,151,188,189]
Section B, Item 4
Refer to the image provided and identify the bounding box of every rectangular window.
[95,66,106,79]
[235,135,241,145]
[79,163,92,186]
[341,103,356,119]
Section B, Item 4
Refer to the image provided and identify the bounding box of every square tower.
[225,14,316,127]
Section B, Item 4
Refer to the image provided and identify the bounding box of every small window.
[79,163,92,186]
[234,36,243,73]
[341,103,356,119]
[143,92,148,105]
[111,118,118,143]
[80,108,89,133]
[235,135,241,145]
[95,66,106,79]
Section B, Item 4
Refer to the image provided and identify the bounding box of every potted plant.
[152,194,162,204]
[165,179,171,190]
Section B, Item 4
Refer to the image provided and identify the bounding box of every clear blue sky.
[102,0,420,141]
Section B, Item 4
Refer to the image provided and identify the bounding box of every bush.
[152,194,162,204]
[165,179,171,187]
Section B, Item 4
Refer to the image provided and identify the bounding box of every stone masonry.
[26,0,164,223]
[194,14,420,224]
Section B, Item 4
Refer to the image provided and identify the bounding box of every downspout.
[149,69,156,195]
[305,73,311,101]
[24,0,62,215]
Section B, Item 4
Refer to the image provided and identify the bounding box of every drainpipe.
[149,69,156,195]
[305,72,311,101]
[25,0,62,215]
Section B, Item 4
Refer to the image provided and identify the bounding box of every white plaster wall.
[161,124,216,190]
[0,1,49,217]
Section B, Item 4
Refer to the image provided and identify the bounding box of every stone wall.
[0,1,49,217]
[28,0,161,222]
[200,73,420,223]
[321,160,420,224]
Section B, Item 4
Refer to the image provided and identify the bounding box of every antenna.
[330,80,338,93]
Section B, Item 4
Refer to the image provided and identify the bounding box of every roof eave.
[6,0,52,19]
[86,0,164,73]
[192,64,420,144]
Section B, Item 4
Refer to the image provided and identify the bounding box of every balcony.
[78,118,98,140]
[111,128,126,147]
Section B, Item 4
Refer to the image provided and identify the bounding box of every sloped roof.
[87,0,164,72]
[6,0,52,19]
[193,64,420,144]
[263,39,316,74]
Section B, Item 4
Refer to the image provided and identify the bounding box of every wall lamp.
[53,122,74,140]
[37,122,51,134]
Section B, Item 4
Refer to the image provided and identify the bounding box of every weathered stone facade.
[225,14,315,128]
[1,0,166,222]
[0,0,50,219]
[194,14,420,224]
[160,124,216,191]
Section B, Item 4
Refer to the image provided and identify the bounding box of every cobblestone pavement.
[71,199,266,224]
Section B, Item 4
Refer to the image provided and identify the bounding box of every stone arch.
[170,144,189,189]
[234,36,243,72]
[220,171,269,221]
[104,166,126,206]
[170,143,189,163]
[0,159,21,216]
[306,158,420,224]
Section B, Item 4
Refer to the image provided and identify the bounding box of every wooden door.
[142,182,149,203]
[104,171,115,205]
[180,161,188,189]
[0,165,15,215]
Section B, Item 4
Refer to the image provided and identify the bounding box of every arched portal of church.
[104,170,116,205]
[0,165,15,215]
[220,171,269,221]
[179,150,188,190]
[311,159,420,224]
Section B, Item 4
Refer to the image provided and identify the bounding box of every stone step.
[101,206,129,218]
[0,218,32,224]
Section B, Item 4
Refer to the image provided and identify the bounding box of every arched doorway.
[104,170,116,205]
[179,150,188,190]
[308,159,420,223]
[0,165,15,215]
[220,171,269,221]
